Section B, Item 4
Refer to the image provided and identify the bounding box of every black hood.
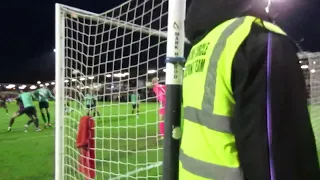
[185,0,270,44]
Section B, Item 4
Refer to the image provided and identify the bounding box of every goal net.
[299,52,320,159]
[55,1,172,179]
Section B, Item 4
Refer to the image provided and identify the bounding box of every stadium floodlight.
[55,1,186,180]
[19,85,26,90]
[106,74,111,77]
[71,78,77,82]
[163,69,166,72]
[8,84,16,87]
[37,81,41,84]
[39,84,44,87]
[54,48,56,53]
[30,85,37,90]
[51,82,55,85]
[88,76,94,80]
[45,83,50,86]
[147,69,157,74]
[113,73,125,78]
[311,69,316,73]
[64,80,69,83]
[301,65,309,69]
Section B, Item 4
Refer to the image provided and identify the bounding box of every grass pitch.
[1,102,319,180]
[0,101,163,180]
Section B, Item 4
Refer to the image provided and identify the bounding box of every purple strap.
[266,31,275,180]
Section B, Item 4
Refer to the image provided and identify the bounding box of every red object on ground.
[76,116,95,180]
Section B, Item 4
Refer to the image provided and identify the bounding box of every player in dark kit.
[33,87,55,128]
[0,95,8,115]
[7,91,41,132]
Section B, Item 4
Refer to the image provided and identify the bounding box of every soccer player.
[84,91,100,117]
[130,90,140,118]
[7,91,41,132]
[33,86,55,128]
[152,77,166,139]
[0,95,9,115]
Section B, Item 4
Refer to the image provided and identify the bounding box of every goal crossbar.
[59,3,191,44]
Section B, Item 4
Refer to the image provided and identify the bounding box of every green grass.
[1,102,320,180]
[0,101,163,180]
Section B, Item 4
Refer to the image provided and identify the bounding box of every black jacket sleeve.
[231,24,320,180]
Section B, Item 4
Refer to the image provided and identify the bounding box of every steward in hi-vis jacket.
[180,0,320,180]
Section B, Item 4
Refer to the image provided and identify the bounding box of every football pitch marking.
[109,161,163,180]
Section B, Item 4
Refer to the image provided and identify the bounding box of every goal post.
[162,0,186,180]
[54,1,188,179]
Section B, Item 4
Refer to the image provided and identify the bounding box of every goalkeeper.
[33,86,55,128]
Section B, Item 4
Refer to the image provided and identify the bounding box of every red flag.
[76,116,95,179]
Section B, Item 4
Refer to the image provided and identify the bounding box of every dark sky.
[0,0,319,84]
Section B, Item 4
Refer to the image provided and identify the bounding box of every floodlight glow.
[19,85,26,90]
[51,82,55,85]
[45,83,49,86]
[40,84,44,87]
[88,76,94,80]
[299,61,302,63]
[71,78,77,82]
[30,85,37,90]
[72,69,80,74]
[79,77,86,81]
[5,86,12,89]
[163,69,166,72]
[114,73,125,77]
[310,69,316,73]
[54,49,56,53]
[37,81,41,84]
[313,61,316,64]
[84,86,90,89]
[147,70,156,74]
[64,80,69,83]
[8,84,15,87]
[123,72,129,76]
[76,85,80,88]
[106,74,111,77]
[301,65,308,69]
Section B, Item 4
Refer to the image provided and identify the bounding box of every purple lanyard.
[266,31,275,180]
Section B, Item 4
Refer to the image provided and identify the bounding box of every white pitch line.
[109,162,163,180]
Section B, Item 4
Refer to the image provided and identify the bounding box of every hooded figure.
[180,0,320,180]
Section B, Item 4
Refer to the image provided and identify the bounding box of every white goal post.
[55,1,187,180]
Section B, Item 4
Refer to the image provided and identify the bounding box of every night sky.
[0,0,319,84]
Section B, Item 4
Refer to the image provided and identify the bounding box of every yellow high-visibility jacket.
[180,16,285,180]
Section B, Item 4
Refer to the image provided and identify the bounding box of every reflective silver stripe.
[202,17,246,112]
[184,17,245,133]
[184,106,232,133]
[181,17,246,179]
[180,149,243,180]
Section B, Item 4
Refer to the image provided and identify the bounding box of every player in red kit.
[152,77,166,139]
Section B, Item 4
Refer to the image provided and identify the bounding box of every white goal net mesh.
[299,52,320,159]
[58,1,169,179]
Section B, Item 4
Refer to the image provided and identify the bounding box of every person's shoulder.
[247,23,297,52]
